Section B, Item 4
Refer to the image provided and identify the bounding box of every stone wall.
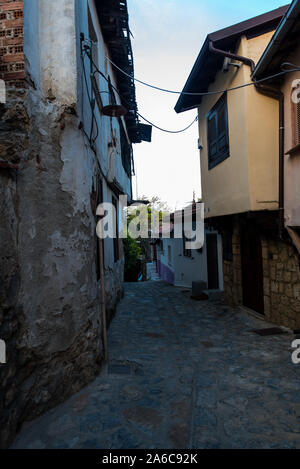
[223,224,243,307]
[262,236,300,329]
[0,87,125,448]
[222,220,300,329]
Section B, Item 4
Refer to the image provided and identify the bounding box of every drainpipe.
[209,41,255,73]
[208,40,284,238]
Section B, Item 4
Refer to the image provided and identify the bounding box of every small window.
[206,93,230,169]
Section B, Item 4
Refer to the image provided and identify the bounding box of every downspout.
[209,41,284,238]
[209,41,255,73]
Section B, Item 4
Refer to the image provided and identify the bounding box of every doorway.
[241,225,264,315]
[206,233,219,290]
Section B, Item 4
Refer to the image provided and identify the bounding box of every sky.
[127,0,288,210]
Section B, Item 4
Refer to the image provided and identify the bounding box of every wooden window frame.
[206,93,230,170]
[293,84,300,147]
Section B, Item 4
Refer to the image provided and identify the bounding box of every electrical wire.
[84,47,199,133]
[81,50,99,144]
[137,113,198,134]
[106,55,300,97]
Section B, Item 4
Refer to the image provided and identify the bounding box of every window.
[112,196,119,263]
[293,83,300,147]
[206,93,230,169]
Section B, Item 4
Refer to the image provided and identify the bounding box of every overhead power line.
[106,56,300,97]
[137,113,198,134]
[83,47,198,134]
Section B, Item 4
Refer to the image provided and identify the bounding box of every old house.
[175,5,300,328]
[253,0,300,259]
[0,0,149,448]
[156,205,223,290]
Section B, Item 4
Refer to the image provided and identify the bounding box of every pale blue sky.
[127,0,288,209]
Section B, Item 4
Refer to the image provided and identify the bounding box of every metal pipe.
[209,41,255,73]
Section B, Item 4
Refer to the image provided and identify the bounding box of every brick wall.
[0,0,24,87]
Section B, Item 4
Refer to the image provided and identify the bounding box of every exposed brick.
[0,0,24,87]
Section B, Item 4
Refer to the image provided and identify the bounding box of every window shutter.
[207,111,218,159]
[206,93,230,169]
[296,101,300,145]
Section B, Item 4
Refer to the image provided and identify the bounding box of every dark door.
[207,233,219,290]
[241,225,264,315]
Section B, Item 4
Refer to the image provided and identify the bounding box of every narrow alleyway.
[12,281,300,449]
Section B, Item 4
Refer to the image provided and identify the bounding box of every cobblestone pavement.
[12,281,300,449]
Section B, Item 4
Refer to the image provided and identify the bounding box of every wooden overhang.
[253,0,300,80]
[95,0,142,143]
[175,5,289,114]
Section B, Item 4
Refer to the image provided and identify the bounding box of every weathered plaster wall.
[24,0,77,103]
[0,87,103,449]
[0,0,134,448]
[76,0,132,198]
[0,99,20,446]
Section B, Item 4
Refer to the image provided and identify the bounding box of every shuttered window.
[206,93,230,169]
[295,96,300,146]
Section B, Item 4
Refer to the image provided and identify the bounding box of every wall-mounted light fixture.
[102,104,128,117]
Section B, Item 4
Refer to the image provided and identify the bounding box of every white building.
[156,229,223,291]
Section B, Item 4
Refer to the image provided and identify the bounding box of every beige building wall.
[282,43,300,228]
[198,32,279,219]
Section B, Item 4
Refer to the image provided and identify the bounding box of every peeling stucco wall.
[0,0,133,448]
[0,87,103,449]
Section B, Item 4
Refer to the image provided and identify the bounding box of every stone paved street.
[12,281,300,449]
